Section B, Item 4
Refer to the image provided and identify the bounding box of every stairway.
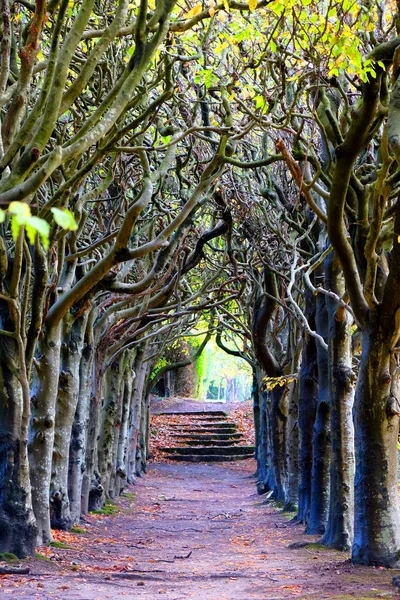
[157,410,255,462]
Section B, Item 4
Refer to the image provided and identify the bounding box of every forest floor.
[2,399,399,599]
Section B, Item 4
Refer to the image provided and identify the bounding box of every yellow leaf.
[223,0,230,10]
[398,235,400,244]
[248,0,257,9]
[185,3,202,19]
[148,0,155,9]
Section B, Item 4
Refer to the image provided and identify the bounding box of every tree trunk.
[82,393,102,513]
[306,290,330,534]
[114,358,134,496]
[252,368,261,475]
[127,350,146,483]
[352,319,400,566]
[135,357,151,477]
[257,383,275,494]
[322,254,355,550]
[297,288,318,524]
[251,271,282,495]
[136,368,151,476]
[270,385,288,502]
[82,349,105,513]
[50,314,87,530]
[284,350,300,512]
[97,359,122,502]
[114,351,136,495]
[0,329,36,557]
[29,322,62,544]
[109,355,131,498]
[69,308,95,523]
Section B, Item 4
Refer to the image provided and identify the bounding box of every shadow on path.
[3,459,398,599]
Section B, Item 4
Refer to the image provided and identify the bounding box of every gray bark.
[97,359,122,502]
[306,287,330,535]
[270,385,288,502]
[114,352,135,496]
[128,349,147,483]
[69,307,95,523]
[284,343,301,512]
[135,360,151,477]
[29,322,62,544]
[297,287,318,525]
[50,313,87,530]
[322,253,355,550]
[0,327,36,557]
[82,349,104,513]
[352,321,400,566]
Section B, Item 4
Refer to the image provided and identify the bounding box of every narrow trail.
[4,460,398,599]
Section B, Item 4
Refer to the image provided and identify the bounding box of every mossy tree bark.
[297,287,318,525]
[128,349,147,483]
[0,332,36,557]
[270,385,288,503]
[136,365,151,476]
[251,269,286,496]
[97,359,123,502]
[306,286,330,535]
[51,312,88,530]
[351,320,400,565]
[114,352,135,496]
[284,337,301,512]
[29,322,62,544]
[322,253,355,550]
[69,308,95,523]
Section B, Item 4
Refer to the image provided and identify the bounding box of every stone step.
[171,433,243,441]
[169,423,237,429]
[168,454,253,462]
[178,439,243,447]
[169,422,235,428]
[161,445,255,456]
[170,427,238,435]
[191,415,228,423]
[154,411,228,417]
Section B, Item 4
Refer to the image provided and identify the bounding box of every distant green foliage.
[195,350,206,398]
[196,338,252,401]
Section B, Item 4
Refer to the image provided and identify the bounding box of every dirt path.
[2,460,399,599]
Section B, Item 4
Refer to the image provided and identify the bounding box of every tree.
[1,0,400,571]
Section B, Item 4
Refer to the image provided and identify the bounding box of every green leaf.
[0,209,6,223]
[26,216,51,250]
[8,201,31,218]
[11,216,21,241]
[51,208,78,231]
[254,95,265,109]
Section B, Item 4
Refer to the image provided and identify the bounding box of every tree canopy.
[0,0,400,572]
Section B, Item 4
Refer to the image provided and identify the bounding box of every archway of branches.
[0,0,399,576]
